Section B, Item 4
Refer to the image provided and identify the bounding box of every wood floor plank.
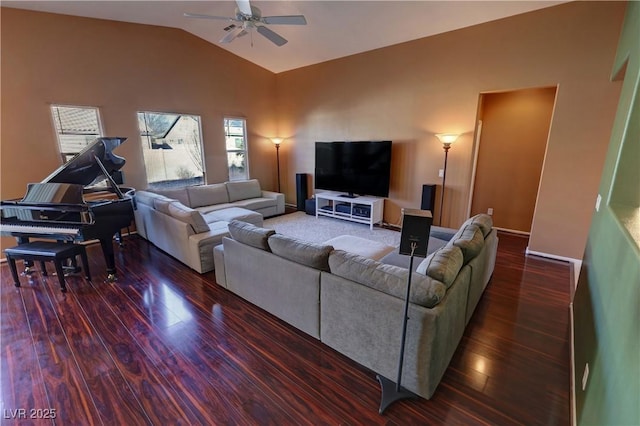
[0,229,571,424]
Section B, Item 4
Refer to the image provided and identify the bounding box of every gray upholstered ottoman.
[324,235,395,260]
[203,207,263,227]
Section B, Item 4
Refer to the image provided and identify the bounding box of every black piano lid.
[42,137,127,187]
[22,182,85,204]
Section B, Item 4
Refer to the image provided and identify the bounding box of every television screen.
[315,141,392,198]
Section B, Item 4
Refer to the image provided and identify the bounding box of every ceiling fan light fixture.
[185,0,306,47]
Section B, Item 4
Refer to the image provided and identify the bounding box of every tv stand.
[339,193,358,199]
[315,191,384,230]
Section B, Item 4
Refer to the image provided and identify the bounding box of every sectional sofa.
[214,214,498,400]
[134,179,284,273]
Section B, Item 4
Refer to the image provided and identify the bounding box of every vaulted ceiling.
[3,1,568,73]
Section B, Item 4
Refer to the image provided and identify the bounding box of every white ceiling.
[3,1,568,73]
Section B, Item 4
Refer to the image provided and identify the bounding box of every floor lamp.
[435,134,459,226]
[271,138,283,192]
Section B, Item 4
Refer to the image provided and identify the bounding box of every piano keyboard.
[0,223,80,236]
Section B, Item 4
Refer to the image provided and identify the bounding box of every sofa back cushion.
[135,190,172,207]
[149,187,191,207]
[416,245,464,289]
[462,214,493,237]
[228,220,275,251]
[187,184,229,208]
[450,224,485,264]
[226,179,262,202]
[167,201,210,234]
[268,234,334,272]
[153,198,174,214]
[328,250,446,308]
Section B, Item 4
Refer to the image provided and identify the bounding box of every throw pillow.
[267,234,334,271]
[228,220,275,251]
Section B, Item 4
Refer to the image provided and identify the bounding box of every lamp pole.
[435,134,459,227]
[275,143,281,192]
[439,143,450,226]
[272,138,283,192]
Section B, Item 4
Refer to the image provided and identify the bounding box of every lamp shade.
[435,134,459,145]
[271,137,283,146]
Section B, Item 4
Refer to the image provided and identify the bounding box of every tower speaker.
[296,173,308,211]
[421,184,437,213]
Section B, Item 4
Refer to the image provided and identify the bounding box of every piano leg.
[98,237,118,282]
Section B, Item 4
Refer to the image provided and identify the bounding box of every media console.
[314,191,384,230]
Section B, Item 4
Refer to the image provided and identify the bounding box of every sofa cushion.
[328,250,446,308]
[228,220,275,251]
[324,235,395,261]
[187,184,229,208]
[232,198,277,211]
[462,214,493,237]
[450,224,485,264]
[149,187,191,207]
[416,245,464,288]
[167,201,210,234]
[268,234,334,272]
[135,190,172,207]
[226,179,262,202]
[153,198,174,214]
[379,236,449,271]
[203,207,263,227]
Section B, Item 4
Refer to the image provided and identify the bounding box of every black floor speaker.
[296,173,308,211]
[421,184,437,213]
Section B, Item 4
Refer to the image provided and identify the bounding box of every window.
[50,105,103,162]
[138,111,205,189]
[224,117,249,181]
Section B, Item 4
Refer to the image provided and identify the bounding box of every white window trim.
[50,104,104,164]
[137,110,207,188]
[224,116,250,181]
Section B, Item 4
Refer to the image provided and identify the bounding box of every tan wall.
[276,1,625,259]
[471,87,557,233]
[1,8,278,250]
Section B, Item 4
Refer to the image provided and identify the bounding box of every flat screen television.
[315,141,392,198]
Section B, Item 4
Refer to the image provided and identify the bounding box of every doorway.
[469,87,557,233]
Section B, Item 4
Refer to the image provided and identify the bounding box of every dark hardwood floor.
[1,230,571,425]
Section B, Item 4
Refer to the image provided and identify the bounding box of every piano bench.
[4,241,91,292]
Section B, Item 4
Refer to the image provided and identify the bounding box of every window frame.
[50,104,104,163]
[137,110,207,189]
[223,116,250,181]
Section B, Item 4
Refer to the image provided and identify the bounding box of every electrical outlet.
[595,194,602,212]
[438,169,444,178]
[487,208,494,215]
[582,363,589,391]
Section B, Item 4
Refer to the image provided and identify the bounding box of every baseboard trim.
[494,226,530,235]
[525,247,582,285]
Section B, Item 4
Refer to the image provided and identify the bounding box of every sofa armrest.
[186,224,230,273]
[261,190,285,215]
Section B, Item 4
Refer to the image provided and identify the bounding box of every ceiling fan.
[184,0,307,47]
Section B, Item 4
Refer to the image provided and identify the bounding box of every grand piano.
[1,137,135,281]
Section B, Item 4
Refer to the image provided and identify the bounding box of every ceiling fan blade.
[256,25,287,47]
[262,15,307,25]
[220,27,245,44]
[236,0,253,17]
[184,12,236,22]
